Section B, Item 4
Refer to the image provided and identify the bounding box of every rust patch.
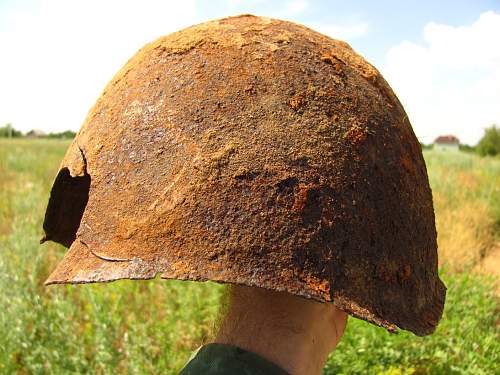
[292,183,312,212]
[233,166,258,181]
[400,155,416,175]
[320,54,344,74]
[375,263,398,284]
[302,274,331,300]
[398,265,412,282]
[344,124,367,145]
[288,94,304,111]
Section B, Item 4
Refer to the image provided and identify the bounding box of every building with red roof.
[434,135,460,151]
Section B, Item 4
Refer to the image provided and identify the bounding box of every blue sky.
[1,0,499,144]
[197,0,500,63]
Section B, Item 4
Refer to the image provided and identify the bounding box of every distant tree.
[477,125,500,157]
[0,123,22,138]
[420,142,433,150]
[459,144,476,153]
[46,130,77,139]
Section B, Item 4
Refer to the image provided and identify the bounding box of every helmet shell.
[42,15,446,336]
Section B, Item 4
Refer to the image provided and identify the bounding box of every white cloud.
[226,0,268,11]
[382,11,500,145]
[0,0,198,133]
[286,0,308,16]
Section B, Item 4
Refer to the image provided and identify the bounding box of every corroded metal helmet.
[41,15,446,336]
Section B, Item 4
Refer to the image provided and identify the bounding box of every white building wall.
[434,143,459,152]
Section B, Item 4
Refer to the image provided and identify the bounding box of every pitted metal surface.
[41,15,446,336]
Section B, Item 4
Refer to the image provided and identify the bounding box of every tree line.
[0,123,76,139]
[420,125,499,157]
[475,125,500,157]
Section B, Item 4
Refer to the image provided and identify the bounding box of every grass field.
[0,139,498,374]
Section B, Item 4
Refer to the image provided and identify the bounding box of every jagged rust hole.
[42,168,91,247]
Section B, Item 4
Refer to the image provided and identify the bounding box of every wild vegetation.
[419,124,500,157]
[0,124,22,138]
[0,138,498,374]
[0,124,76,139]
[476,125,500,157]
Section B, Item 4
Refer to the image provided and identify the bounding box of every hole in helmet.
[41,167,91,248]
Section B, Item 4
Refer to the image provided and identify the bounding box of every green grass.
[0,139,498,374]
[424,150,500,271]
[425,150,500,226]
[326,272,499,375]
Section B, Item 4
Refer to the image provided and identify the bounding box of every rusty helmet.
[41,15,446,336]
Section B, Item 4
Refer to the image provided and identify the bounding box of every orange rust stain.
[361,69,378,83]
[400,155,415,175]
[399,265,412,282]
[344,125,367,145]
[376,264,397,283]
[289,94,304,110]
[303,274,331,298]
[333,61,343,74]
[320,54,344,74]
[292,183,310,212]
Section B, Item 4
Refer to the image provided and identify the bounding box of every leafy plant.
[477,125,500,157]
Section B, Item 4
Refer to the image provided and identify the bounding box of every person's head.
[215,285,348,375]
[217,284,348,345]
